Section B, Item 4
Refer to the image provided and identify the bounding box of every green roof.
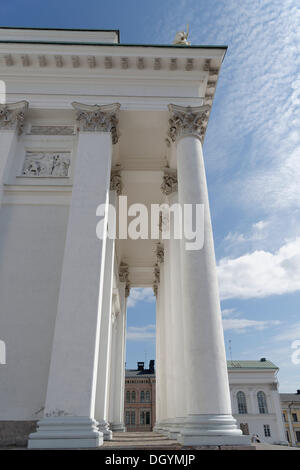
[227,360,278,370]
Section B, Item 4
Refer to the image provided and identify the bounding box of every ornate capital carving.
[153,263,160,297]
[119,262,131,298]
[156,243,164,264]
[168,104,210,142]
[72,102,120,144]
[161,168,178,195]
[0,100,28,135]
[110,166,122,195]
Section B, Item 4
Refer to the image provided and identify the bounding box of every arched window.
[140,390,145,402]
[257,391,268,414]
[146,390,151,402]
[126,391,130,403]
[131,390,136,403]
[237,391,247,414]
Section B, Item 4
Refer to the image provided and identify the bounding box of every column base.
[97,420,112,441]
[28,416,103,449]
[110,422,126,432]
[168,417,185,439]
[177,414,251,447]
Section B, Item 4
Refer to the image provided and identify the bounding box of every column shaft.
[94,191,117,440]
[176,133,246,446]
[29,131,112,449]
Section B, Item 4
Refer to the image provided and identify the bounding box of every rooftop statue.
[173,24,191,45]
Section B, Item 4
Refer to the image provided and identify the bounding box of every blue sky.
[1,0,299,391]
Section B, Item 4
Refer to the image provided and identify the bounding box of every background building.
[125,358,287,445]
[280,390,300,447]
[228,359,286,445]
[124,361,156,432]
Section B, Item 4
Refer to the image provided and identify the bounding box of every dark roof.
[280,393,300,402]
[126,369,155,378]
[0,26,120,42]
[0,27,227,52]
[227,360,278,370]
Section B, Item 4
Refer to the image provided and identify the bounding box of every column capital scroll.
[0,100,29,135]
[167,104,210,143]
[72,102,120,144]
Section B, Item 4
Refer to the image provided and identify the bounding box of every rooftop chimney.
[137,361,144,371]
[149,359,155,373]
[260,357,266,362]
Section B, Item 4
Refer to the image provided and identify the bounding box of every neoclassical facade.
[0,27,249,448]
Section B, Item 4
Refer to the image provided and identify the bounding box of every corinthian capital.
[168,104,210,142]
[0,100,29,135]
[161,168,177,195]
[72,102,120,144]
[110,166,122,195]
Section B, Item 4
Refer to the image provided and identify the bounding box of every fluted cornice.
[0,100,29,135]
[72,102,120,144]
[168,104,210,143]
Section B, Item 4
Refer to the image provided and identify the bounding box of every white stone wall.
[0,204,69,419]
[229,371,286,444]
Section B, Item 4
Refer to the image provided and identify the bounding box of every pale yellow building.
[281,391,300,447]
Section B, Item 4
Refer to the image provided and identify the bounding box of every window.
[140,391,145,402]
[286,431,290,442]
[292,413,298,422]
[125,410,136,425]
[296,431,300,442]
[237,391,248,414]
[146,390,151,402]
[282,412,286,422]
[126,391,130,403]
[140,410,151,425]
[131,391,136,403]
[263,424,271,437]
[257,391,268,414]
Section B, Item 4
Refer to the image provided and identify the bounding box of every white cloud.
[273,322,300,342]
[127,287,155,308]
[126,325,156,341]
[223,317,280,333]
[218,238,300,299]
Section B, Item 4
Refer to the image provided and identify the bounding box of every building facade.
[124,361,156,432]
[0,26,248,448]
[228,359,286,445]
[281,391,300,447]
[124,358,287,444]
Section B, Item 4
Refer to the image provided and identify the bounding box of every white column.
[154,255,168,433]
[271,387,287,443]
[161,238,176,434]
[94,190,117,440]
[168,104,246,446]
[287,406,296,446]
[0,101,28,205]
[28,102,120,449]
[165,187,187,437]
[153,264,161,430]
[109,283,127,432]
